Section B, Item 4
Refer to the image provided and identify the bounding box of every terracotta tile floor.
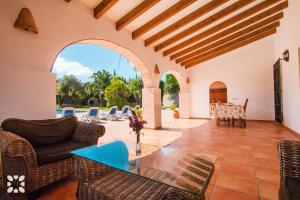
[41,113,299,200]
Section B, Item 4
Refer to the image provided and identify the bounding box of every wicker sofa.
[278,140,300,200]
[0,117,105,199]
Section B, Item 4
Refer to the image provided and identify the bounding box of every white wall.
[0,0,187,85]
[0,64,56,122]
[273,0,300,133]
[0,0,188,125]
[188,37,275,120]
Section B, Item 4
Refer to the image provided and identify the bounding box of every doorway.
[209,81,227,116]
[209,81,227,104]
[273,59,283,123]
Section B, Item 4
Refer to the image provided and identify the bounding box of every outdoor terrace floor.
[41,111,299,200]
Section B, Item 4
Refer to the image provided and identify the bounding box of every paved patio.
[41,113,299,200]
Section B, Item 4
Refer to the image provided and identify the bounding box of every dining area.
[210,99,249,128]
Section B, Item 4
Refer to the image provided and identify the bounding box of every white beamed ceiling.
[78,0,275,48]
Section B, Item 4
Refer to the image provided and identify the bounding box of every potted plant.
[170,103,179,118]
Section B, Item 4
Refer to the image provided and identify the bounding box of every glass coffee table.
[72,140,214,199]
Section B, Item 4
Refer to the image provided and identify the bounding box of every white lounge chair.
[117,106,130,119]
[62,107,75,117]
[134,105,141,110]
[100,106,118,121]
[81,107,100,123]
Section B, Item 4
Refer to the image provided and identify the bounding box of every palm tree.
[91,70,112,107]
[128,77,143,105]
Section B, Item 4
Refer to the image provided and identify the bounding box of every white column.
[142,87,162,129]
[179,91,190,118]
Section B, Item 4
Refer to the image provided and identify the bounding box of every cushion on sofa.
[35,140,89,166]
[1,117,77,147]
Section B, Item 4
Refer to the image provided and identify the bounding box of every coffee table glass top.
[72,140,214,197]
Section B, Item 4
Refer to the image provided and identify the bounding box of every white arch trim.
[160,69,191,119]
[160,69,189,92]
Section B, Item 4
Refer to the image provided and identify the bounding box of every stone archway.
[160,69,190,120]
[51,39,162,128]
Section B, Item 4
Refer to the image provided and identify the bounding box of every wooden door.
[210,88,227,103]
[273,59,283,123]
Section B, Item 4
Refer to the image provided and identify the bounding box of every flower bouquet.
[129,110,147,156]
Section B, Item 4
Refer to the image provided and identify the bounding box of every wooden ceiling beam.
[94,0,119,19]
[116,0,161,31]
[163,0,286,56]
[184,28,277,68]
[132,0,197,40]
[183,25,278,66]
[154,0,255,52]
[171,11,283,61]
[176,15,282,63]
[144,0,229,46]
[181,22,279,65]
[185,29,276,68]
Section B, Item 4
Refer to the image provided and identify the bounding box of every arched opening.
[51,39,153,87]
[159,69,190,127]
[51,39,153,123]
[160,72,180,109]
[209,81,227,116]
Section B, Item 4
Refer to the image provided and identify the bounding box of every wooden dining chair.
[243,99,249,112]
[241,99,249,127]
[210,100,216,115]
[216,105,231,127]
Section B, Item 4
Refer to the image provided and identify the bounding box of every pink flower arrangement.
[129,110,147,133]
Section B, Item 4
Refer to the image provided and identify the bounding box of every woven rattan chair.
[73,157,213,200]
[278,140,300,200]
[0,122,104,200]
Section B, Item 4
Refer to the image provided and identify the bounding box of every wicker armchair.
[0,122,104,200]
[278,140,300,200]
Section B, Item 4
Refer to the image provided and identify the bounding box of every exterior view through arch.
[51,39,154,88]
[160,72,180,109]
[160,69,190,125]
[51,39,162,128]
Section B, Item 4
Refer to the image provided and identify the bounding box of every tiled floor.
[173,120,298,200]
[41,113,299,200]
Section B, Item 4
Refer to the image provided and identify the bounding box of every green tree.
[56,81,63,96]
[81,82,94,105]
[91,70,112,107]
[59,75,83,105]
[105,77,130,109]
[164,74,180,95]
[128,78,143,105]
[159,80,164,102]
[56,81,63,105]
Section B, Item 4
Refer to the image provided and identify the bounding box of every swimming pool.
[56,109,87,115]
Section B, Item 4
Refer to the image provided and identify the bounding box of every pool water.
[56,109,87,115]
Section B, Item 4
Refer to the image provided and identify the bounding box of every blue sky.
[52,43,168,82]
[52,44,142,82]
